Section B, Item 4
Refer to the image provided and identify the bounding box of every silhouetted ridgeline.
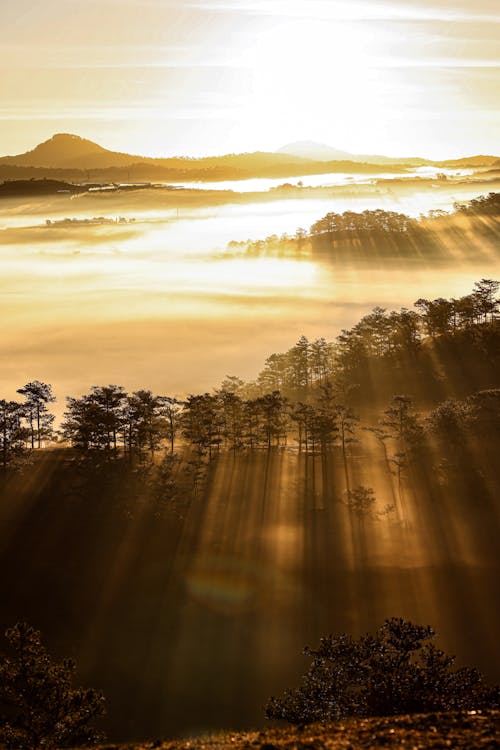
[0,132,416,183]
[0,179,88,197]
[0,177,180,198]
[0,280,499,740]
[0,159,405,184]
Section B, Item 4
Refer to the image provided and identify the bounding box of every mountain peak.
[49,132,101,145]
[0,133,143,169]
[277,140,428,166]
[0,132,108,168]
[278,141,353,161]
[30,133,106,162]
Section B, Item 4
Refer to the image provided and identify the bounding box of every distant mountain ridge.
[2,133,323,170]
[277,140,499,168]
[0,133,497,181]
[277,140,427,166]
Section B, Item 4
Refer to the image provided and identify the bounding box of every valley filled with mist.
[1,139,499,410]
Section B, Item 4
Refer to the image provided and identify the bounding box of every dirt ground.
[95,710,500,750]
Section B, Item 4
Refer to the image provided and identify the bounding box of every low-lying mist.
[1,187,498,414]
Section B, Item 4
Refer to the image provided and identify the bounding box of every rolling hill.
[277,139,427,166]
[277,140,499,168]
[0,134,497,183]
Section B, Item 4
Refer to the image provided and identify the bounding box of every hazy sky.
[1,0,499,158]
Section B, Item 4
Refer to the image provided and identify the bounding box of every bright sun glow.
[0,0,498,157]
[239,20,381,143]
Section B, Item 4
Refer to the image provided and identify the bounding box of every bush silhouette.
[0,623,105,749]
[265,618,499,724]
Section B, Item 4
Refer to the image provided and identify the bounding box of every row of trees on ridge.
[1,281,498,470]
[227,192,500,257]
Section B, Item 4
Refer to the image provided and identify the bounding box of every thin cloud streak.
[184,0,500,22]
[19,60,500,71]
[62,0,500,21]
[0,107,241,122]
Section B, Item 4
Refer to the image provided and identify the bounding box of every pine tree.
[265,618,499,725]
[16,382,55,450]
[0,623,105,749]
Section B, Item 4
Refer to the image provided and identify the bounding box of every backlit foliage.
[265,619,500,724]
[0,623,105,749]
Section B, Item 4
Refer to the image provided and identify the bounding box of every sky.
[0,0,499,159]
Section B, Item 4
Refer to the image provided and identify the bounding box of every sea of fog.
[0,175,498,411]
[168,166,473,193]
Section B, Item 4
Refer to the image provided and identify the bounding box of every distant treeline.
[227,192,500,260]
[0,179,88,197]
[46,216,135,226]
[1,280,498,471]
[0,154,406,185]
[0,178,181,198]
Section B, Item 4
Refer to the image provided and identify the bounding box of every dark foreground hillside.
[91,711,500,750]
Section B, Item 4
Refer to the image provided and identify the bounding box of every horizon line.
[1,131,499,164]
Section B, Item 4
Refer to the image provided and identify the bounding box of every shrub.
[265,618,499,724]
[0,622,105,749]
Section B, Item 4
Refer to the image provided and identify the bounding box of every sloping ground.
[95,711,499,750]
